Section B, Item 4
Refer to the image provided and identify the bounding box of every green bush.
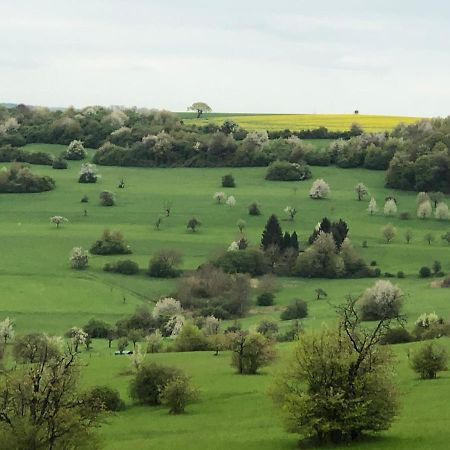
[397,271,405,278]
[148,249,182,278]
[265,160,311,181]
[83,319,112,338]
[222,174,235,187]
[100,191,115,206]
[104,259,139,275]
[215,249,268,276]
[380,327,412,345]
[129,363,182,405]
[90,230,131,255]
[161,376,198,414]
[256,292,274,306]
[52,155,68,169]
[280,299,308,320]
[84,386,125,411]
[248,202,261,216]
[410,343,448,379]
[0,163,55,193]
[419,266,431,278]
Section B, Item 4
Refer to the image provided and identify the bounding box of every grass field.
[2,142,450,449]
[180,113,422,132]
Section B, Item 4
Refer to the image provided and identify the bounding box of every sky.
[1,0,450,116]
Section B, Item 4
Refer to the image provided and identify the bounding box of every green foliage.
[161,376,199,414]
[90,230,131,255]
[129,363,182,405]
[411,343,448,379]
[84,386,125,411]
[261,214,283,250]
[148,249,182,278]
[230,331,276,374]
[248,201,261,215]
[0,163,55,193]
[104,259,139,275]
[265,160,311,181]
[174,322,209,352]
[280,299,308,320]
[99,190,115,206]
[221,173,235,187]
[380,327,412,344]
[82,319,112,338]
[419,266,432,278]
[257,292,275,306]
[215,248,268,276]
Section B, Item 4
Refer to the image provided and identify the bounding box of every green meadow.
[181,113,422,132]
[1,142,450,449]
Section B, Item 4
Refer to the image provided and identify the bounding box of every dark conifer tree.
[291,231,299,252]
[331,219,349,249]
[281,231,291,251]
[261,214,283,250]
[308,217,331,244]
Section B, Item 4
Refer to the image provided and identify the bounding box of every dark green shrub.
[257,292,274,306]
[248,202,261,216]
[148,249,182,278]
[265,160,311,181]
[222,174,235,187]
[280,299,308,320]
[215,249,268,276]
[380,327,412,345]
[81,194,89,203]
[370,260,377,266]
[397,271,405,278]
[104,260,139,275]
[52,155,68,169]
[399,212,411,220]
[90,230,131,255]
[419,266,431,278]
[256,320,279,336]
[84,386,125,411]
[0,163,55,193]
[100,191,115,206]
[83,319,112,338]
[129,363,182,405]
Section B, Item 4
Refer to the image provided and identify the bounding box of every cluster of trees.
[0,162,55,193]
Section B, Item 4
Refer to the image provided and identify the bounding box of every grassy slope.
[180,113,422,131]
[1,143,450,448]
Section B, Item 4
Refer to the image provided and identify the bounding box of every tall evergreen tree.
[331,219,349,249]
[308,217,331,244]
[261,214,283,250]
[281,231,292,251]
[291,231,299,252]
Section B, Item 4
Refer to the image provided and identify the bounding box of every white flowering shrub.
[228,241,239,252]
[214,192,227,204]
[367,198,378,215]
[226,195,236,207]
[415,312,441,328]
[0,317,14,343]
[152,297,182,320]
[0,117,19,134]
[204,315,220,335]
[309,179,330,199]
[435,202,450,220]
[65,140,86,160]
[68,327,88,352]
[361,280,403,320]
[79,163,99,183]
[69,247,88,270]
[384,199,397,216]
[417,200,432,219]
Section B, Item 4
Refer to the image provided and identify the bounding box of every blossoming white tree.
[204,315,220,336]
[284,206,297,221]
[65,140,86,160]
[165,315,185,337]
[68,327,88,352]
[434,202,450,220]
[152,297,182,320]
[417,200,432,219]
[415,312,441,329]
[228,241,239,252]
[214,192,227,204]
[367,197,378,215]
[309,179,330,199]
[383,199,397,216]
[226,195,236,207]
[50,216,68,228]
[354,182,369,201]
[0,317,14,344]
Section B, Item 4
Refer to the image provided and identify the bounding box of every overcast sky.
[1,0,449,116]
